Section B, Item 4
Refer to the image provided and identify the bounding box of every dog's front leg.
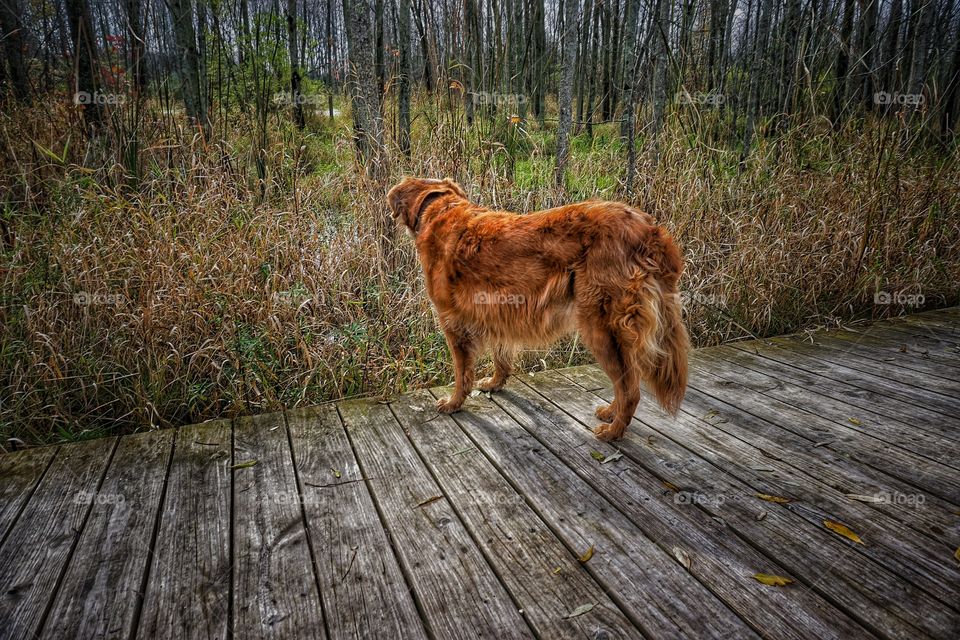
[437,329,477,413]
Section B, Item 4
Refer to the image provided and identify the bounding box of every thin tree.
[166,0,212,138]
[398,0,412,155]
[286,0,305,128]
[343,0,389,179]
[555,0,579,187]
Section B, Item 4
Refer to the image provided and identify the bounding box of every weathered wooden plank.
[731,340,960,422]
[0,437,117,639]
[789,329,960,383]
[485,379,871,640]
[232,412,326,639]
[391,389,641,639]
[723,343,960,443]
[687,360,958,564]
[771,334,960,397]
[426,387,759,639]
[286,405,427,640]
[694,349,960,471]
[40,429,173,640]
[137,420,232,640]
[0,446,58,544]
[703,349,960,542]
[858,324,960,366]
[337,399,534,639]
[771,336,960,397]
[552,367,960,639]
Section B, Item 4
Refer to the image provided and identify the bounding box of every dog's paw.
[594,404,616,422]
[593,422,626,442]
[476,377,505,392]
[435,397,463,414]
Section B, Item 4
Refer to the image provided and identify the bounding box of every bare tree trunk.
[555,0,579,187]
[167,0,212,138]
[65,0,102,134]
[651,0,672,166]
[286,0,305,128]
[124,0,147,94]
[741,0,772,162]
[0,0,30,100]
[398,0,412,155]
[343,0,389,179]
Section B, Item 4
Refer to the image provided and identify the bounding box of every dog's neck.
[415,193,465,233]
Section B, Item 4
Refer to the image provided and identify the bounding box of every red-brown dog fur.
[388,177,690,440]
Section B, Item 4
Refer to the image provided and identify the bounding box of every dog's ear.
[387,178,465,233]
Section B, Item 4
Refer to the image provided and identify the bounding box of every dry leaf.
[331,468,341,479]
[756,493,791,504]
[564,603,595,619]
[663,481,679,492]
[673,547,691,569]
[753,573,794,586]
[231,460,258,470]
[824,520,864,544]
[954,547,959,564]
[578,545,595,563]
[553,567,562,575]
[848,417,863,426]
[601,451,623,465]
[590,451,606,462]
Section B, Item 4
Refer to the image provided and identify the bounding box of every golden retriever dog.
[388,177,689,440]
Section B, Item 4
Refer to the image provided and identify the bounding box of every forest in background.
[1,0,959,444]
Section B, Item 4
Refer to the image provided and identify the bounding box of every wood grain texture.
[286,405,427,640]
[558,365,959,639]
[137,420,232,640]
[41,429,173,640]
[722,343,960,443]
[232,412,327,639]
[494,376,871,640]
[392,389,641,639]
[427,386,759,640]
[0,437,117,639]
[0,445,58,544]
[338,398,534,639]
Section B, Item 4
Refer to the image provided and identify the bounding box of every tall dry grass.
[1,93,958,445]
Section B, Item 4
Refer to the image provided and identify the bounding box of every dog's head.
[387,177,468,235]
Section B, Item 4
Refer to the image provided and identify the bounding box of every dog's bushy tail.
[617,225,690,415]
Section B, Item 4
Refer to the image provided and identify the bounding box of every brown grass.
[1,93,958,445]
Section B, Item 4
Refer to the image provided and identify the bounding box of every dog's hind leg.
[477,343,514,392]
[436,329,478,414]
[577,315,640,441]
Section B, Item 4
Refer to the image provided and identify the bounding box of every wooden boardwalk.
[1,309,959,639]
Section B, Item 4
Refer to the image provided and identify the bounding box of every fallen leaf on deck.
[553,567,562,574]
[756,493,791,504]
[954,548,959,565]
[753,573,794,586]
[564,603,595,619]
[673,547,691,569]
[601,451,623,464]
[824,520,864,544]
[663,481,679,492]
[590,450,606,462]
[578,545,595,563]
[848,417,863,426]
[416,495,443,508]
[846,493,883,503]
[231,460,258,470]
[331,468,341,478]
